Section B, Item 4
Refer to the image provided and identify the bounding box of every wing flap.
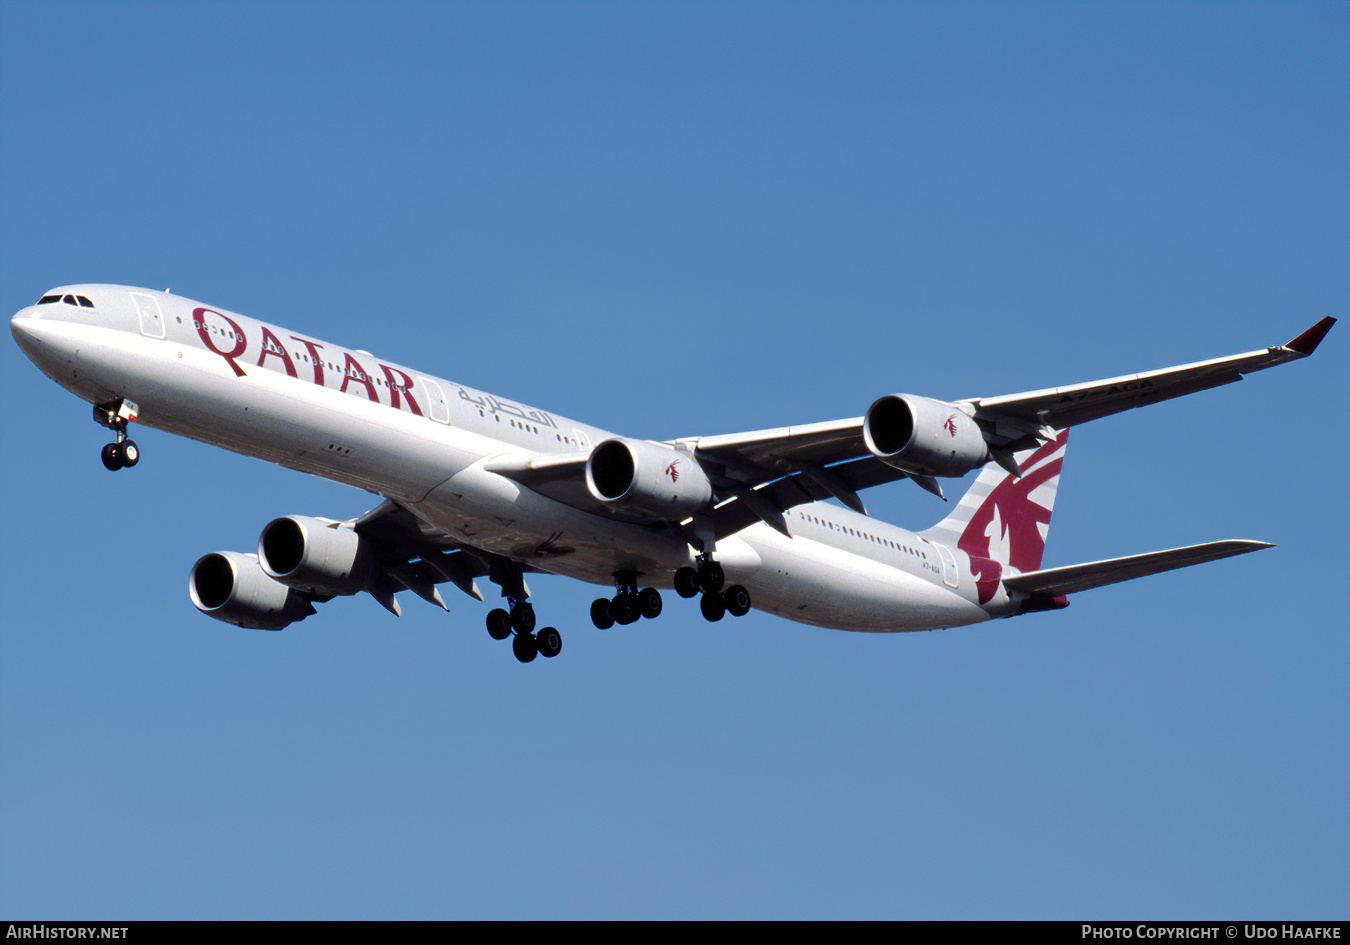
[704,456,914,542]
[353,499,496,599]
[1002,540,1274,598]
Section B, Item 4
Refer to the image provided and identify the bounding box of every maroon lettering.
[257,326,298,377]
[196,317,430,422]
[339,352,380,404]
[379,363,423,416]
[194,307,248,377]
[291,336,326,385]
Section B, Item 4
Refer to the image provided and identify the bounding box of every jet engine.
[257,515,379,598]
[189,551,317,631]
[863,394,990,478]
[585,438,713,521]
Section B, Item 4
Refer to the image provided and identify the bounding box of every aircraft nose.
[11,305,66,370]
[10,306,41,351]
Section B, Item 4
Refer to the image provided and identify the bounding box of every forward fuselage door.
[129,291,165,339]
[420,376,450,424]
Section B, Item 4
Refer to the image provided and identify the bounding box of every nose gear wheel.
[94,399,141,471]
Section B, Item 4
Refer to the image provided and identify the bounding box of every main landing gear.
[483,555,753,663]
[483,559,562,663]
[591,560,752,629]
[485,598,563,662]
[589,571,664,630]
[674,556,752,623]
[94,399,140,471]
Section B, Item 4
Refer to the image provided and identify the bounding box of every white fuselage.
[12,285,1008,632]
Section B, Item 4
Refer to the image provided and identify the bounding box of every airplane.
[10,285,1335,663]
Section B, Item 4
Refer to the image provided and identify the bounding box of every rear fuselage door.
[922,537,960,588]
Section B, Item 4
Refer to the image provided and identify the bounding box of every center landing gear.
[590,571,663,630]
[94,399,141,471]
[483,558,561,663]
[677,556,752,623]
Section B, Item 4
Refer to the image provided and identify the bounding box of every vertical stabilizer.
[920,428,1069,572]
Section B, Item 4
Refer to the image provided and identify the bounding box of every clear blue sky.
[2,0,1346,920]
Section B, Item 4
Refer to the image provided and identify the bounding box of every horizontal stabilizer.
[1002,540,1274,597]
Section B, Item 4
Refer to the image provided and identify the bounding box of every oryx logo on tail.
[921,429,1070,604]
[959,430,1068,572]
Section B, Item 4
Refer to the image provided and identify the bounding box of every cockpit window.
[36,293,95,307]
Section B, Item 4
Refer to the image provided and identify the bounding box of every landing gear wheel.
[674,567,700,599]
[723,585,752,617]
[700,592,726,623]
[101,443,124,471]
[117,439,140,468]
[512,630,538,663]
[698,560,725,594]
[486,608,512,640]
[537,627,562,658]
[612,593,640,626]
[93,399,140,471]
[510,602,536,634]
[590,598,615,630]
[638,587,663,619]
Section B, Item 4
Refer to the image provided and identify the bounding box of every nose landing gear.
[101,439,140,471]
[94,399,141,471]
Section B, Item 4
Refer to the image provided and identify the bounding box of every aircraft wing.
[684,417,866,469]
[702,456,914,541]
[682,316,1335,487]
[483,451,597,514]
[968,316,1336,432]
[352,499,560,611]
[490,319,1333,542]
[1001,540,1273,598]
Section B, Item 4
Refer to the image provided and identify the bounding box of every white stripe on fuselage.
[14,285,994,633]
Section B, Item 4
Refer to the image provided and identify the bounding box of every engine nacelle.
[585,438,713,521]
[189,551,317,631]
[257,515,379,598]
[863,394,990,478]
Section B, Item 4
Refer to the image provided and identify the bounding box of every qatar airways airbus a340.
[11,286,1335,662]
